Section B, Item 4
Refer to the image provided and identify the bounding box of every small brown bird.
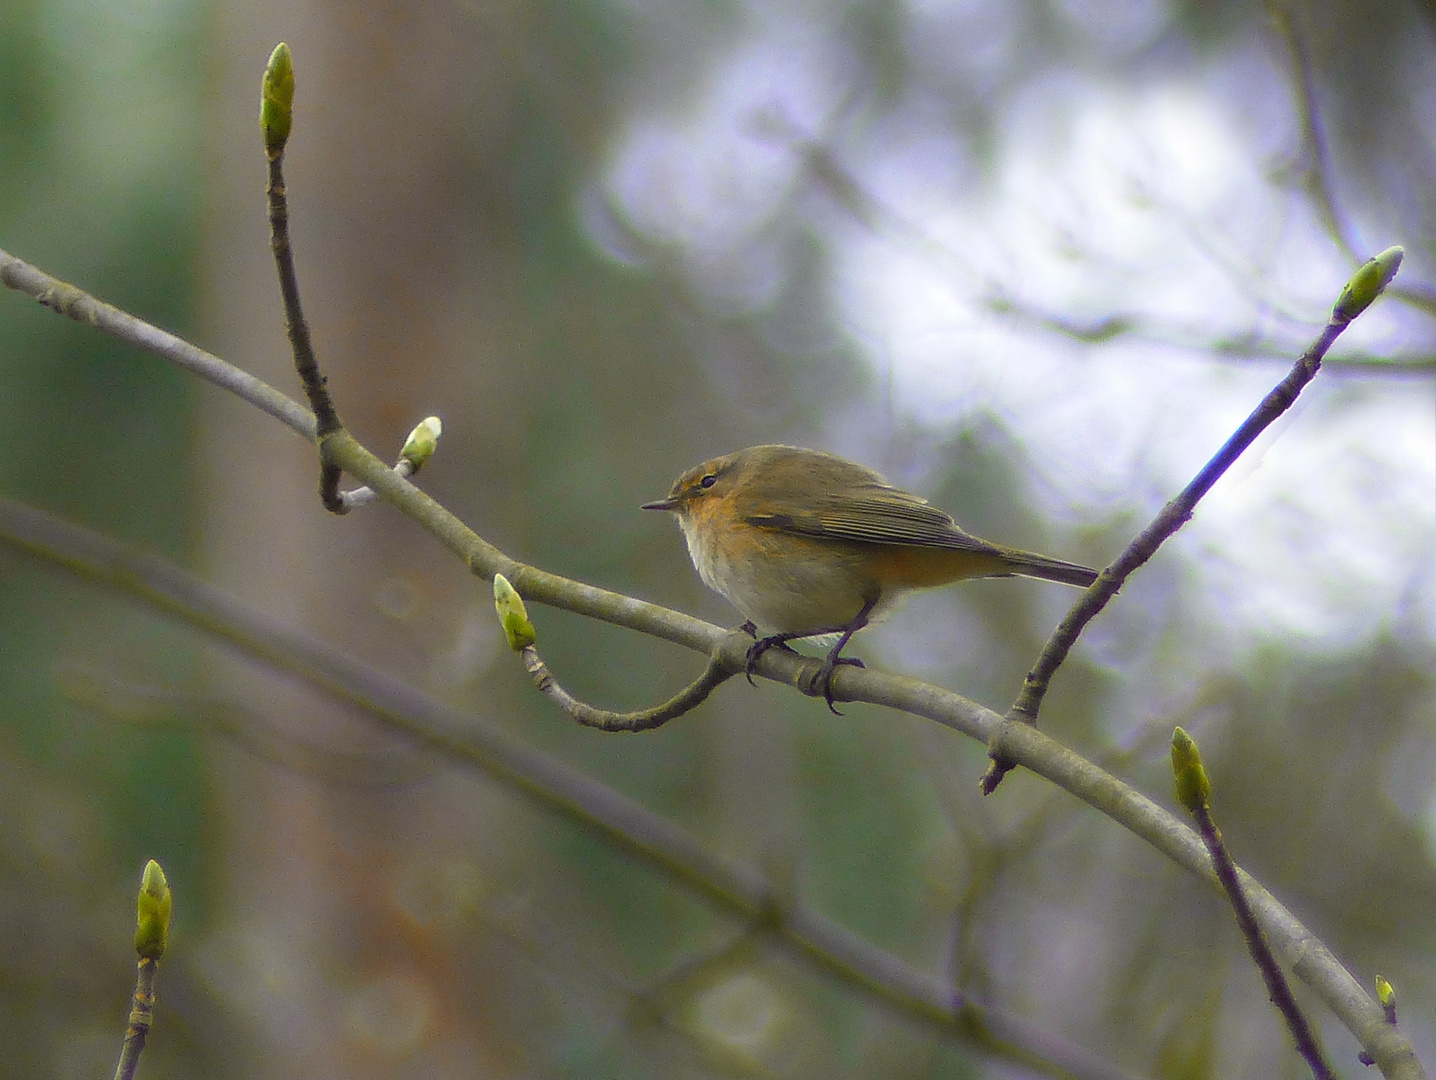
[643,444,1098,710]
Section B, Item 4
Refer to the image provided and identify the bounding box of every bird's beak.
[641,497,677,511]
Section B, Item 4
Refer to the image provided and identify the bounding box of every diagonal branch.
[0,496,1139,1080]
[0,250,1422,1080]
[981,248,1403,795]
[1269,1,1361,264]
[1172,728,1335,1080]
[0,249,315,439]
[1008,314,1346,725]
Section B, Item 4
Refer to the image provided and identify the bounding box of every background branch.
[1270,0,1361,265]
[0,495,1140,1080]
[984,252,1397,793]
[0,412,1419,1078]
[0,237,1421,1074]
[4,8,1434,1078]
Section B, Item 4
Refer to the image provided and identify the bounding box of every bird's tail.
[1004,551,1100,588]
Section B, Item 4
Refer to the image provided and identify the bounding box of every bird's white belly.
[679,517,894,634]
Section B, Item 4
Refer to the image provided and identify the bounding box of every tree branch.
[0,251,1421,1079]
[0,248,315,439]
[1269,1,1361,264]
[519,646,733,731]
[0,496,1138,1080]
[261,42,344,512]
[982,248,1403,794]
[1172,728,1335,1080]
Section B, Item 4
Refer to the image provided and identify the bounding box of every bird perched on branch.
[644,444,1098,711]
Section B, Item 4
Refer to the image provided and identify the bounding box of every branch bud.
[1170,727,1211,814]
[1376,974,1397,1025]
[134,860,172,961]
[400,416,443,472]
[493,574,537,650]
[1375,975,1395,1008]
[1333,246,1403,323]
[260,43,295,154]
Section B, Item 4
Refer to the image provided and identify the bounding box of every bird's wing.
[743,481,1003,554]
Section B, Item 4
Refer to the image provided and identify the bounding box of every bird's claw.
[738,620,867,712]
[809,655,864,714]
[743,633,797,686]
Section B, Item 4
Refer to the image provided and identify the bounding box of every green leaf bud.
[493,574,537,650]
[260,43,295,153]
[134,860,172,961]
[1333,246,1403,323]
[400,417,443,471]
[1170,727,1211,814]
[1376,974,1396,1016]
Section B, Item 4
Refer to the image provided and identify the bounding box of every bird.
[643,444,1098,711]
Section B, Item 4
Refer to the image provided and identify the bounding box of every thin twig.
[340,454,420,510]
[113,960,157,1080]
[521,648,733,731]
[1193,803,1336,1080]
[115,859,169,1080]
[1269,1,1361,264]
[265,140,344,512]
[981,310,1354,796]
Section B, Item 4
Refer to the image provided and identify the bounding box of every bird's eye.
[699,473,718,489]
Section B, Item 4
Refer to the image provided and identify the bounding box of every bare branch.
[1269,1,1361,264]
[1172,728,1336,1080]
[0,248,315,438]
[982,249,1402,794]
[0,495,1139,1080]
[520,646,733,731]
[261,43,344,512]
[0,248,1422,1078]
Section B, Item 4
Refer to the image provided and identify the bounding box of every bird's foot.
[809,652,865,715]
[744,633,798,686]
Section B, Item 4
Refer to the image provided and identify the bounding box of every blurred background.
[0,0,1433,1077]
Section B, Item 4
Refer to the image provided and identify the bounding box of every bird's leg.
[810,596,877,714]
[742,597,878,714]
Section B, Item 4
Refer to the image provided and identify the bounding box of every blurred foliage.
[0,0,1433,1079]
[0,2,212,1077]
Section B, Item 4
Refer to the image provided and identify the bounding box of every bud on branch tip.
[1333,246,1403,323]
[400,417,442,470]
[493,574,537,650]
[1170,727,1211,814]
[134,859,172,961]
[260,43,294,153]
